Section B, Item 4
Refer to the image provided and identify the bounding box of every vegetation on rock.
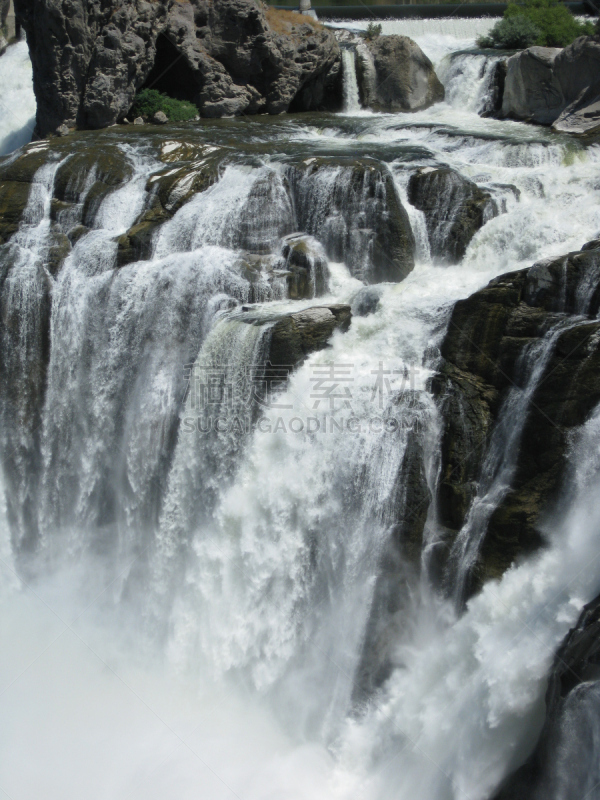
[129,89,197,122]
[478,0,594,49]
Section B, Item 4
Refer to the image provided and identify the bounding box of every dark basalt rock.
[266,304,351,369]
[408,167,498,264]
[355,34,444,113]
[15,0,342,137]
[494,594,600,800]
[432,240,600,596]
[287,157,415,284]
[480,58,507,119]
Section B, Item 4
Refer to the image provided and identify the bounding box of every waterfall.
[2,23,600,800]
[0,41,36,155]
[342,48,361,113]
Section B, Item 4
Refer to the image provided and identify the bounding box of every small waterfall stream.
[1,22,600,800]
[341,48,361,113]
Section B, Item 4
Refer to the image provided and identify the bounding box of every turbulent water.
[1,24,600,800]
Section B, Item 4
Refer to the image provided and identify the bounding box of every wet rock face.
[15,0,342,136]
[356,34,444,113]
[432,241,600,596]
[408,167,497,264]
[239,304,351,370]
[494,594,600,800]
[287,158,415,284]
[500,36,600,134]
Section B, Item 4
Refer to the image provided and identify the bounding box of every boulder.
[15,0,342,136]
[286,157,415,284]
[552,34,600,134]
[351,285,383,316]
[494,594,600,800]
[431,241,600,597]
[151,110,168,125]
[278,234,329,299]
[501,36,600,133]
[407,167,498,264]
[355,34,444,113]
[501,46,563,125]
[239,304,351,370]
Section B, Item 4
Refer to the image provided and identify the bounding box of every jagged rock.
[15,0,170,135]
[501,36,600,133]
[151,111,168,125]
[494,594,600,800]
[15,0,342,136]
[355,34,444,113]
[287,157,415,284]
[432,241,600,597]
[408,167,498,264]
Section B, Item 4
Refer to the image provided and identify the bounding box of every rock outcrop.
[501,35,600,134]
[239,304,352,370]
[407,167,498,264]
[287,157,415,284]
[355,34,444,113]
[432,241,600,597]
[14,0,342,136]
[494,593,600,800]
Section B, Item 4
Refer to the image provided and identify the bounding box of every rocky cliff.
[432,240,600,598]
[14,0,342,136]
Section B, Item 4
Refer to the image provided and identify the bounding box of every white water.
[0,40,36,155]
[1,26,600,800]
[341,48,361,113]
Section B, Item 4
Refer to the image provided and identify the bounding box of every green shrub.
[478,15,542,48]
[364,22,382,40]
[130,89,198,122]
[478,0,594,50]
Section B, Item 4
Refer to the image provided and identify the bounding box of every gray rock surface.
[552,35,600,134]
[15,0,342,136]
[151,110,168,125]
[355,34,444,113]
[240,304,351,370]
[0,34,6,57]
[501,35,600,133]
[407,167,498,264]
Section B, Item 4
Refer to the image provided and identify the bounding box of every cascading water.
[0,41,36,156]
[2,21,600,800]
[341,48,361,113]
